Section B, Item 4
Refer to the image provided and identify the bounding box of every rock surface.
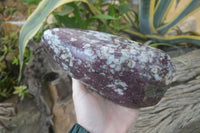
[178,17,197,32]
[0,96,42,133]
[42,28,175,108]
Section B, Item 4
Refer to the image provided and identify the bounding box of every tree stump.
[131,50,200,133]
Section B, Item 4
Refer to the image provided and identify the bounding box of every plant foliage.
[22,0,42,5]
[0,7,33,101]
[18,0,200,79]
[123,0,200,45]
[0,32,32,101]
[18,0,130,78]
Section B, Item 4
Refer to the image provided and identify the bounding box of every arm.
[71,79,139,133]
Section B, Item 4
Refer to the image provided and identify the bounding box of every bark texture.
[131,50,200,133]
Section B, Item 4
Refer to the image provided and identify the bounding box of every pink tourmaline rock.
[42,28,175,108]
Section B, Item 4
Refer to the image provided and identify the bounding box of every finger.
[72,78,89,96]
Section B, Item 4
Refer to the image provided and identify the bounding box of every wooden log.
[130,50,200,133]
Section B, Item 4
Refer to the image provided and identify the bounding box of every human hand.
[72,78,139,133]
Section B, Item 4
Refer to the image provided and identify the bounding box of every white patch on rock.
[61,54,67,60]
[151,67,158,74]
[118,55,127,64]
[110,64,115,68]
[110,69,115,74]
[127,60,136,68]
[123,87,127,90]
[84,48,94,56]
[96,50,101,56]
[90,54,97,60]
[101,65,106,69]
[108,49,115,53]
[77,60,82,65]
[129,41,140,50]
[44,30,62,49]
[93,32,113,41]
[44,32,61,50]
[129,48,137,54]
[119,81,128,88]
[115,79,128,88]
[48,40,51,45]
[62,62,69,70]
[106,80,127,95]
[114,89,124,95]
[154,74,162,81]
[53,28,59,32]
[100,73,106,76]
[115,65,121,71]
[69,60,73,67]
[43,30,53,41]
[70,38,77,42]
[101,46,109,56]
[107,55,115,65]
[83,43,91,48]
[53,47,59,55]
[113,39,121,45]
[138,52,148,63]
[107,84,115,88]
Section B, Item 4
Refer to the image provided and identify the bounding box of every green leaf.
[55,5,74,16]
[123,28,147,40]
[18,0,100,81]
[158,0,200,34]
[108,5,115,16]
[147,34,200,46]
[118,3,131,14]
[149,43,179,48]
[13,85,29,101]
[139,0,156,34]
[22,0,41,5]
[24,48,33,65]
[154,0,159,8]
[3,46,8,52]
[114,24,130,31]
[92,14,120,20]
[153,0,173,28]
[124,11,138,30]
[12,57,19,65]
[54,14,80,28]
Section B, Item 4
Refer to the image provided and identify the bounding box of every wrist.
[78,121,134,133]
[104,126,127,133]
[103,122,132,133]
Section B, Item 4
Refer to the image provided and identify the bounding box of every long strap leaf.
[153,0,173,28]
[18,0,98,80]
[148,34,200,46]
[124,11,138,30]
[123,28,147,40]
[157,0,200,34]
[139,0,156,34]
